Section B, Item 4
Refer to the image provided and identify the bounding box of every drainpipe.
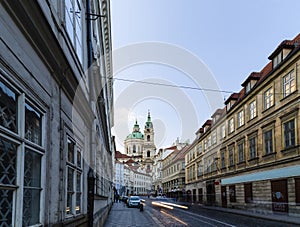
[86,1,95,226]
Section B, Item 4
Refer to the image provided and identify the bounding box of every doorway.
[221,186,227,207]
[271,179,288,213]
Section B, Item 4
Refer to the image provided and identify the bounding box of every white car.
[127,196,141,208]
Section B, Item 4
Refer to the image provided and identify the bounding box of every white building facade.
[0,0,113,226]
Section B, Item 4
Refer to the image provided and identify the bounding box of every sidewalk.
[104,202,163,227]
[177,201,300,226]
[203,204,300,226]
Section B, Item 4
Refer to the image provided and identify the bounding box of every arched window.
[147,150,150,157]
[133,145,136,153]
[147,135,150,141]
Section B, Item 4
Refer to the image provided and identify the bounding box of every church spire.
[133,119,140,132]
[145,110,153,129]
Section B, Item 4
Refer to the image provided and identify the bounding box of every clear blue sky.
[110,0,300,152]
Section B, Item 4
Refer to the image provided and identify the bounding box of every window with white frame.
[263,129,273,154]
[197,163,202,176]
[273,51,283,69]
[212,159,217,172]
[197,143,202,154]
[0,79,44,226]
[283,119,296,149]
[249,136,257,159]
[204,140,207,151]
[264,87,274,110]
[229,146,234,166]
[221,150,226,169]
[208,136,211,147]
[65,0,83,63]
[238,141,244,163]
[245,82,251,94]
[237,110,244,127]
[221,124,226,139]
[66,137,82,216]
[283,70,295,98]
[249,100,257,120]
[228,118,234,134]
[212,130,217,144]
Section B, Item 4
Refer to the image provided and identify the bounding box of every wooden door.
[271,180,288,213]
[221,186,227,208]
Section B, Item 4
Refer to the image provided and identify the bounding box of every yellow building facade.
[185,34,300,216]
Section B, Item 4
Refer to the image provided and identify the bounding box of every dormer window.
[202,120,212,133]
[245,82,251,93]
[268,39,295,69]
[242,72,260,94]
[211,109,223,124]
[226,102,231,111]
[273,51,283,69]
[225,93,239,111]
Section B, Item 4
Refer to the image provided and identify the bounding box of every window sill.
[262,151,276,158]
[280,89,298,102]
[237,124,245,129]
[248,157,259,165]
[247,115,258,123]
[237,161,246,169]
[281,145,299,155]
[221,167,227,172]
[262,105,275,114]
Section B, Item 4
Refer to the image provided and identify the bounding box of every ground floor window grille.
[0,136,43,226]
[66,137,82,216]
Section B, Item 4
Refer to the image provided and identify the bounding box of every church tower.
[124,120,144,161]
[143,110,156,171]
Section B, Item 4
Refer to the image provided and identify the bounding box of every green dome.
[126,131,144,139]
[126,119,144,139]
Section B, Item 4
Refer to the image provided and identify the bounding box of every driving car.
[127,196,141,208]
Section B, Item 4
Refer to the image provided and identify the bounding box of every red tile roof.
[241,72,261,87]
[164,145,177,150]
[211,108,224,118]
[224,93,240,105]
[202,120,212,128]
[268,33,300,59]
[115,150,130,159]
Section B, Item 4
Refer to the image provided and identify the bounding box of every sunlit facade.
[162,146,188,199]
[185,34,300,216]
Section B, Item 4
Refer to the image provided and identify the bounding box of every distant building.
[162,146,188,199]
[185,33,300,216]
[115,160,125,196]
[153,139,189,196]
[115,150,152,196]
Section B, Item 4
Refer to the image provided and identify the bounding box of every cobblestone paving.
[104,202,160,227]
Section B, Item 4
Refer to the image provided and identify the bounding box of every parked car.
[127,196,141,208]
[122,196,129,204]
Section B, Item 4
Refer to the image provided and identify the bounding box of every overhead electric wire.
[112,77,234,94]
[104,76,299,96]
